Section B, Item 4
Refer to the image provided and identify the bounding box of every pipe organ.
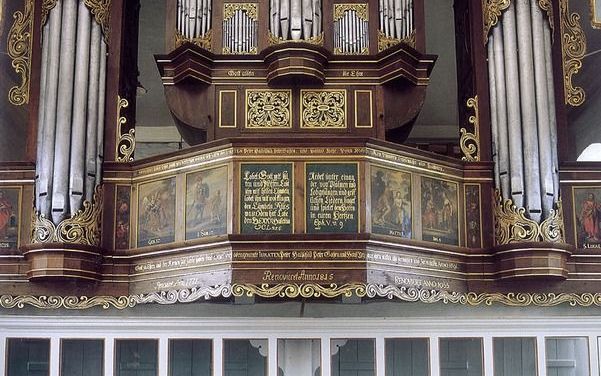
[333,4,369,55]
[269,0,323,41]
[379,0,414,41]
[177,0,212,40]
[35,0,107,223]
[223,4,258,54]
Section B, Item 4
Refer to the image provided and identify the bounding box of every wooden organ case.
[157,0,435,144]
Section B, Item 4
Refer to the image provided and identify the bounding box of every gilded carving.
[223,3,257,21]
[301,90,346,128]
[246,90,292,128]
[41,0,59,25]
[377,30,416,52]
[493,190,565,245]
[334,4,368,22]
[7,284,601,309]
[460,96,480,162]
[32,186,103,246]
[116,96,135,162]
[560,0,586,106]
[83,0,111,42]
[537,0,554,31]
[7,0,33,106]
[482,0,511,44]
[267,31,324,46]
[176,29,212,50]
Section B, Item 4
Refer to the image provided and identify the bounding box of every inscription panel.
[306,163,359,233]
[240,163,293,234]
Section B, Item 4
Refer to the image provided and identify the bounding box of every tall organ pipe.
[487,0,561,223]
[85,23,101,202]
[69,1,92,213]
[38,1,63,217]
[35,21,50,212]
[52,0,78,223]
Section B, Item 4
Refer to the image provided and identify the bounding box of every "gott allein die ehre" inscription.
[306,163,358,233]
[240,163,293,233]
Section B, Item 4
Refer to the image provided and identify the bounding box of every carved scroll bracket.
[8,0,34,106]
[32,186,103,246]
[482,0,511,44]
[560,0,586,106]
[460,96,480,162]
[116,96,135,162]
[83,0,111,43]
[493,190,565,245]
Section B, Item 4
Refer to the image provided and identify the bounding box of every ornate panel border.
[5,284,601,309]
[245,89,292,129]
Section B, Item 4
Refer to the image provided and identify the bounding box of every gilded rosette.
[301,90,346,128]
[246,90,292,128]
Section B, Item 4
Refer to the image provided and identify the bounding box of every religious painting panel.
[240,163,293,234]
[185,165,228,240]
[420,177,459,245]
[0,187,20,251]
[370,165,411,239]
[573,186,601,249]
[115,185,131,250]
[306,163,359,233]
[137,178,176,247]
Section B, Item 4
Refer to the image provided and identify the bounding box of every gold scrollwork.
[223,3,257,21]
[246,90,292,128]
[334,3,368,22]
[377,30,416,52]
[537,0,554,32]
[460,96,480,162]
[32,186,103,246]
[83,0,111,43]
[482,0,511,44]
[41,0,59,25]
[301,90,347,128]
[116,96,135,162]
[176,29,212,50]
[7,0,33,106]
[7,284,601,309]
[560,0,586,107]
[267,31,324,46]
[493,190,565,245]
[223,45,257,55]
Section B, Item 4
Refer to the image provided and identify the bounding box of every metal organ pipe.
[177,0,211,39]
[486,0,561,223]
[379,0,413,39]
[270,0,322,40]
[35,0,108,222]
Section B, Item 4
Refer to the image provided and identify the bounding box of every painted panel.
[421,177,459,246]
[185,165,228,240]
[0,187,20,251]
[115,185,131,250]
[138,178,176,247]
[371,165,412,239]
[573,187,601,249]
